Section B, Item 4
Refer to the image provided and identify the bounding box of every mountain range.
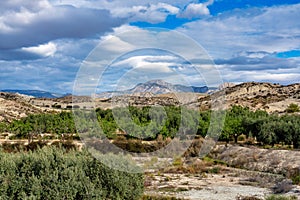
[96,79,210,98]
[0,90,68,98]
[1,80,210,99]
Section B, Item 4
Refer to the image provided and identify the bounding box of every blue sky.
[0,0,299,93]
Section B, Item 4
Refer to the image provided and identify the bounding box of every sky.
[0,0,299,94]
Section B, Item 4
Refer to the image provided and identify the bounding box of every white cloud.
[110,3,180,23]
[113,55,178,66]
[216,63,300,85]
[0,0,51,13]
[101,36,136,53]
[178,4,300,59]
[111,55,179,73]
[0,4,123,50]
[176,3,300,85]
[50,0,181,23]
[75,26,221,94]
[178,3,209,19]
[178,0,214,19]
[0,8,36,34]
[50,0,188,10]
[252,73,300,82]
[236,51,272,59]
[22,42,57,57]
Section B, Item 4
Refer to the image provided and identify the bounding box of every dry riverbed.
[143,144,300,200]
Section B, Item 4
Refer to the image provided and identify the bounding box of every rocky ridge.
[197,82,300,113]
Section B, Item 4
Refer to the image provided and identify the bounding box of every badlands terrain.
[1,81,299,123]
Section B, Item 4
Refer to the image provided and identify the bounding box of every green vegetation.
[265,195,297,200]
[2,105,300,148]
[1,105,300,199]
[285,103,300,113]
[247,114,300,148]
[105,106,202,139]
[0,146,144,200]
[291,175,300,185]
[8,112,76,140]
[225,105,300,148]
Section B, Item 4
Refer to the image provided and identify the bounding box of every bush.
[238,134,246,142]
[0,147,144,200]
[291,175,300,185]
[208,166,220,174]
[285,103,300,113]
[172,156,183,166]
[265,195,297,200]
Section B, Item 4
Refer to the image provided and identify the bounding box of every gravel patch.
[181,185,270,200]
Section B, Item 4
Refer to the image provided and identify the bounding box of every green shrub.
[238,134,246,142]
[291,175,300,185]
[208,166,220,174]
[172,156,183,166]
[265,195,297,200]
[285,103,300,113]
[0,147,144,200]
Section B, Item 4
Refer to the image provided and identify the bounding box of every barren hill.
[0,92,48,122]
[197,82,300,113]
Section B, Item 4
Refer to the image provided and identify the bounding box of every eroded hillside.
[198,82,300,113]
[0,92,51,122]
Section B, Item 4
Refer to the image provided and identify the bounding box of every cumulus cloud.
[0,0,51,13]
[178,0,214,19]
[0,5,124,50]
[216,64,299,84]
[177,3,300,85]
[0,2,125,61]
[50,0,188,10]
[215,54,300,85]
[178,4,300,58]
[0,57,78,92]
[235,51,272,59]
[51,0,180,24]
[74,25,220,94]
[216,55,299,71]
[110,3,179,23]
[22,42,57,57]
[111,55,179,72]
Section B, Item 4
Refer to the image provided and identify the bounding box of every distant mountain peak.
[97,79,209,98]
[145,79,169,85]
[0,89,66,98]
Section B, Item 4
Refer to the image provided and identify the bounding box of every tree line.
[1,105,300,147]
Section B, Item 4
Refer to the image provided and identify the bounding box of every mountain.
[97,79,209,98]
[130,79,208,94]
[0,90,67,98]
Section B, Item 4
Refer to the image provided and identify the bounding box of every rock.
[272,179,294,194]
